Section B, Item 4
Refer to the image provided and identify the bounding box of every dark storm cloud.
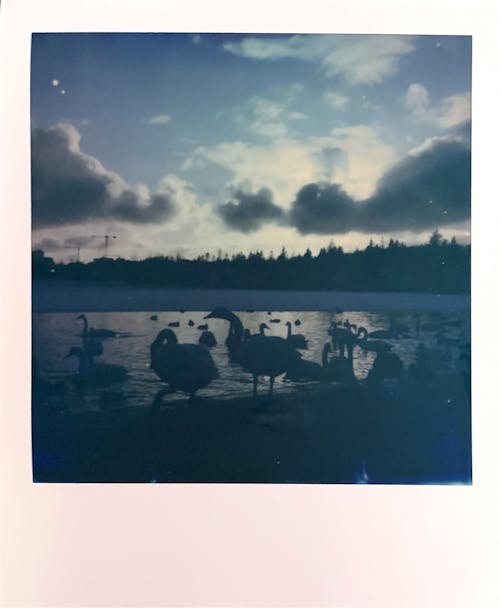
[362,137,471,232]
[32,235,101,252]
[289,137,470,235]
[289,182,357,234]
[31,124,176,228]
[217,187,285,233]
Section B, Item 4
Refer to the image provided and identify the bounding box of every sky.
[31,33,471,262]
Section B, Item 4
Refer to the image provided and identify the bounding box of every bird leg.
[253,374,258,399]
[269,376,275,397]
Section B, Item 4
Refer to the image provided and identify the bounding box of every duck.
[188,319,195,327]
[204,308,302,397]
[197,324,209,330]
[150,329,218,399]
[294,319,301,327]
[150,315,158,321]
[285,321,308,350]
[168,321,180,328]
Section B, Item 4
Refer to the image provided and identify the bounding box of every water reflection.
[32,309,470,412]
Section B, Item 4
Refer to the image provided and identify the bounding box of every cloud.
[437,93,471,129]
[288,136,470,234]
[186,124,394,209]
[223,35,416,84]
[217,186,285,233]
[143,114,171,125]
[32,123,177,228]
[241,84,306,138]
[324,91,350,109]
[403,84,471,129]
[404,83,431,120]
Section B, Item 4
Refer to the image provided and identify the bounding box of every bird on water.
[76,314,117,338]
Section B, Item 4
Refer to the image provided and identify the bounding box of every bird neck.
[286,323,291,338]
[80,315,88,336]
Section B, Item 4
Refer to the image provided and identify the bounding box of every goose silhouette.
[77,314,117,338]
[150,329,218,399]
[356,327,393,353]
[205,308,301,397]
[285,321,308,350]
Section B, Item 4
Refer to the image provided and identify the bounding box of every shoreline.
[33,279,471,313]
[32,378,472,484]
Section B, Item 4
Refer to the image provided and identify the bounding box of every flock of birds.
[33,309,470,412]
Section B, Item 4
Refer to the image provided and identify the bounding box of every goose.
[343,319,357,331]
[168,321,180,328]
[150,329,218,399]
[328,321,359,357]
[188,319,195,326]
[64,347,128,384]
[199,330,217,348]
[294,319,301,327]
[76,315,104,361]
[285,357,323,382]
[150,315,158,321]
[204,308,302,397]
[285,321,308,350]
[77,314,117,338]
[321,343,356,383]
[197,324,209,330]
[270,318,281,323]
[368,317,406,339]
[356,327,393,353]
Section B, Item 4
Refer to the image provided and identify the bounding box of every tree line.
[32,231,470,294]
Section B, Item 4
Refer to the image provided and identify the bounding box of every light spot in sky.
[51,79,59,86]
[436,41,442,48]
[60,89,66,95]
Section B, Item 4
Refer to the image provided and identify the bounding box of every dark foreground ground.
[32,374,471,484]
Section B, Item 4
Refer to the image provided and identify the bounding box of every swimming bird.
[197,324,209,330]
[188,319,195,326]
[199,330,217,348]
[294,319,301,327]
[285,321,308,350]
[168,321,180,328]
[75,314,104,361]
[77,314,117,338]
[150,315,158,321]
[64,347,128,384]
[270,319,281,323]
[150,329,218,399]
[356,327,393,353]
[204,308,302,397]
